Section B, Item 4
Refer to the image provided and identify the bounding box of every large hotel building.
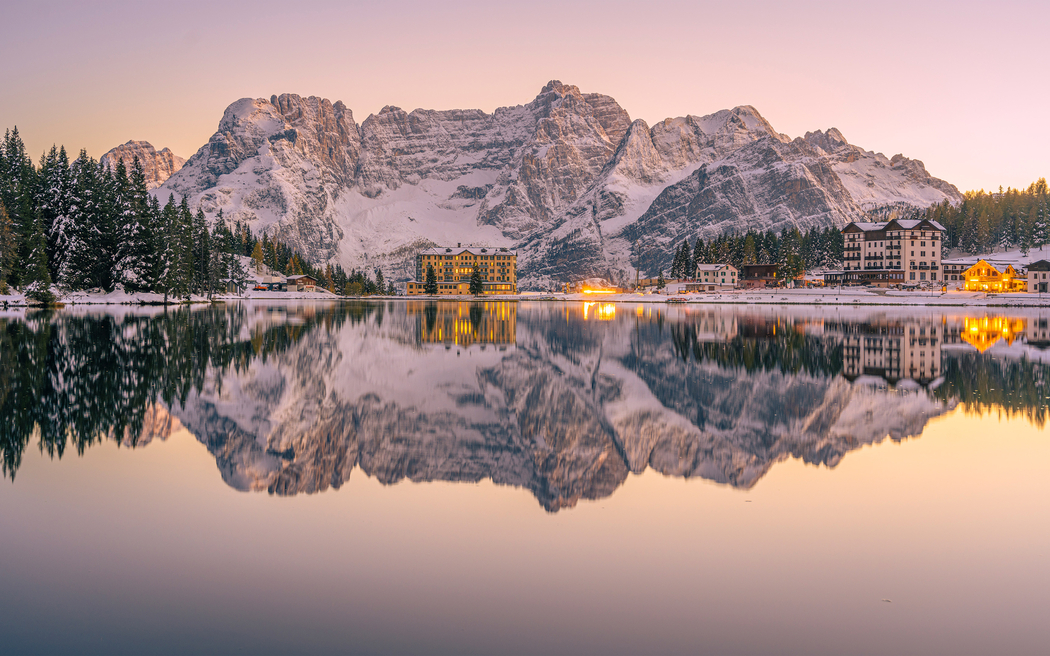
[406,245,517,295]
[840,218,946,286]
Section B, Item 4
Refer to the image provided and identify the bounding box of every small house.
[1027,260,1050,293]
[287,274,318,292]
[260,275,286,292]
[740,264,779,288]
[962,260,1025,293]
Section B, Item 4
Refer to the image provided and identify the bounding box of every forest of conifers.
[0,128,393,301]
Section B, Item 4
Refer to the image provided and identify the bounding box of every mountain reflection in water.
[2,301,1048,510]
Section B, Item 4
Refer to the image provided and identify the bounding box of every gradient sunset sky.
[2,0,1045,192]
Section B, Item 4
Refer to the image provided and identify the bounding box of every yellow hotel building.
[407,246,517,295]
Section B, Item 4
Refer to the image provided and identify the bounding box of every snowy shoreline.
[5,287,1050,308]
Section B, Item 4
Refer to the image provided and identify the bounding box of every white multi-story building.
[841,218,945,286]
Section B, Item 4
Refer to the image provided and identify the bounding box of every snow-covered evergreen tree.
[113,157,156,292]
[58,151,104,290]
[155,196,189,301]
[692,238,704,272]
[37,145,71,279]
[192,208,210,295]
[0,201,14,294]
[23,213,54,304]
[425,265,437,294]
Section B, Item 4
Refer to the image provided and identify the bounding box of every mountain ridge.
[148,82,961,287]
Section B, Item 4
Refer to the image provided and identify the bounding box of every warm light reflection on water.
[1,301,1048,654]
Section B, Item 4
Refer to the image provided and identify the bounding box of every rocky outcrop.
[621,136,864,275]
[100,140,185,189]
[156,83,961,288]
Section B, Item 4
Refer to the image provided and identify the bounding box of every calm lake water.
[1,300,1048,655]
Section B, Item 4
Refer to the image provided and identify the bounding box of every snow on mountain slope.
[803,128,962,210]
[156,83,961,288]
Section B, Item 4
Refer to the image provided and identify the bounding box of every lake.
[1,300,1048,655]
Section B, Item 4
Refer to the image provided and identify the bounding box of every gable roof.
[884,218,947,232]
[843,222,887,233]
[695,263,736,272]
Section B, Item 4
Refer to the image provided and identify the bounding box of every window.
[910,272,916,280]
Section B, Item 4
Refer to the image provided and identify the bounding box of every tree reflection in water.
[1,302,1046,508]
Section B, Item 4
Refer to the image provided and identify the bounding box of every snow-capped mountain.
[101,140,185,189]
[156,82,961,287]
[168,303,952,510]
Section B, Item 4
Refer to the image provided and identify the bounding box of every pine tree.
[193,208,210,295]
[742,233,757,265]
[94,163,118,291]
[681,240,693,279]
[23,213,54,305]
[1016,206,1033,256]
[692,238,704,273]
[177,198,195,295]
[0,201,14,294]
[324,264,335,292]
[37,145,71,279]
[59,151,103,290]
[251,241,264,274]
[156,196,189,302]
[425,265,438,294]
[1,128,37,289]
[469,264,484,295]
[375,268,385,295]
[113,157,156,292]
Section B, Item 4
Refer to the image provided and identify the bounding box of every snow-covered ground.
[534,287,1050,307]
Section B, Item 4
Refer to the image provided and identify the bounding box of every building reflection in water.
[582,301,616,320]
[960,316,1026,352]
[408,301,516,348]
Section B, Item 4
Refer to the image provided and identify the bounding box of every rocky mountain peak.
[803,128,849,154]
[100,140,185,189]
[540,79,576,95]
[155,83,962,288]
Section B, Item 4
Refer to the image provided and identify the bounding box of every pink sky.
[2,0,1046,192]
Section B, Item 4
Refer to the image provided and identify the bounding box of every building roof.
[889,219,947,231]
[843,222,887,232]
[956,258,1024,273]
[843,218,947,233]
[287,274,316,282]
[419,246,517,256]
[1027,259,1050,271]
[695,263,736,271]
